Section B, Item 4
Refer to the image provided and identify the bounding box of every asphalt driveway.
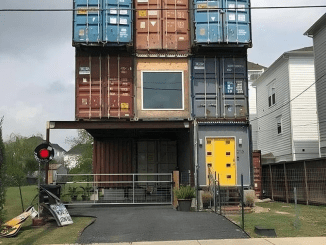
[68,205,249,244]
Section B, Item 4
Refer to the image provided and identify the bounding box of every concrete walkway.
[84,237,326,245]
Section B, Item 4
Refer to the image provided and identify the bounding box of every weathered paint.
[135,58,190,120]
[253,150,262,198]
[192,55,248,120]
[93,137,135,187]
[73,0,133,46]
[135,0,190,53]
[75,49,134,120]
[193,0,252,46]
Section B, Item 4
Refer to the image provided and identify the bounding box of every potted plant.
[80,186,91,201]
[69,187,78,201]
[202,191,212,209]
[174,185,196,211]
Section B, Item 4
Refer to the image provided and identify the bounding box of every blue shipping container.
[191,55,248,119]
[194,0,251,45]
[73,0,133,45]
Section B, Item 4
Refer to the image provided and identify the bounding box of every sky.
[0,0,325,151]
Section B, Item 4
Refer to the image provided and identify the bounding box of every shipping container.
[196,123,252,187]
[92,128,193,187]
[135,0,190,54]
[73,0,133,46]
[75,48,134,119]
[93,137,136,187]
[253,150,262,198]
[191,54,248,120]
[193,0,251,46]
[135,58,191,120]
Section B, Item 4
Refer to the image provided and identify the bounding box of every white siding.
[249,80,258,150]
[313,27,326,154]
[288,57,319,160]
[256,59,293,162]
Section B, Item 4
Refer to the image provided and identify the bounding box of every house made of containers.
[46,0,254,199]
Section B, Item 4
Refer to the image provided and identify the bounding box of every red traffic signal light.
[34,143,54,162]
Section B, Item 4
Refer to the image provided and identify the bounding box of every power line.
[1,5,326,12]
[250,72,326,123]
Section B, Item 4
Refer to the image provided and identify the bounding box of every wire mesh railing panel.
[56,173,172,205]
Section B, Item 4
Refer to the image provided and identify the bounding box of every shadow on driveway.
[68,205,249,244]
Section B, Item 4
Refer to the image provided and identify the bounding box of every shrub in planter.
[202,191,212,209]
[174,185,196,200]
[174,186,196,211]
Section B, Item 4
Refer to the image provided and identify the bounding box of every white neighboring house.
[64,145,84,169]
[304,13,326,157]
[248,62,267,150]
[51,144,67,164]
[253,47,319,164]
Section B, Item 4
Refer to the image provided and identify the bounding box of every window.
[277,116,282,134]
[268,82,276,107]
[142,71,183,110]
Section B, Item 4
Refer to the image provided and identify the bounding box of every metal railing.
[55,173,173,205]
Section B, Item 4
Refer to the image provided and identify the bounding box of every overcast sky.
[0,0,325,150]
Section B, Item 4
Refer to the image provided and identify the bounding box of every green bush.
[174,186,196,200]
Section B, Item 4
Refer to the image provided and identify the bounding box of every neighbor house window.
[268,82,276,107]
[277,116,282,134]
[142,71,184,110]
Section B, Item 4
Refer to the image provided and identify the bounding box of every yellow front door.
[206,137,237,186]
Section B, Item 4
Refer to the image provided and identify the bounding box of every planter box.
[177,199,192,211]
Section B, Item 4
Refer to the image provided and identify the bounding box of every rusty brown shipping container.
[253,150,262,199]
[93,138,136,188]
[135,0,190,54]
[75,49,134,120]
[135,58,190,120]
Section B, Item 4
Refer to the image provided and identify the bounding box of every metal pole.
[218,174,221,215]
[214,172,217,213]
[18,184,24,212]
[303,161,309,205]
[284,163,289,203]
[241,174,244,230]
[38,162,40,218]
[133,174,135,204]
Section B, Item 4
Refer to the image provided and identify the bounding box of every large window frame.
[141,70,184,110]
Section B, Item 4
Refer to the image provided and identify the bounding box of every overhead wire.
[250,73,326,122]
[1,5,326,12]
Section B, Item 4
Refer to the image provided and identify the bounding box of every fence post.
[284,163,289,203]
[303,161,309,205]
[133,174,135,204]
[269,164,274,200]
[218,174,221,215]
[173,171,180,208]
[241,174,244,230]
[214,172,217,213]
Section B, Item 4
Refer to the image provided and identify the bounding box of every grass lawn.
[229,201,326,238]
[0,185,95,245]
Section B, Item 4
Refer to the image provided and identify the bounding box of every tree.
[0,117,6,224]
[5,134,44,186]
[66,130,93,175]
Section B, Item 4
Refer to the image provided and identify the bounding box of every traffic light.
[34,143,54,163]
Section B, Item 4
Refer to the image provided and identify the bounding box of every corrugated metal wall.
[73,0,133,46]
[75,48,134,120]
[191,55,248,119]
[93,137,136,187]
[135,0,190,53]
[193,0,251,46]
